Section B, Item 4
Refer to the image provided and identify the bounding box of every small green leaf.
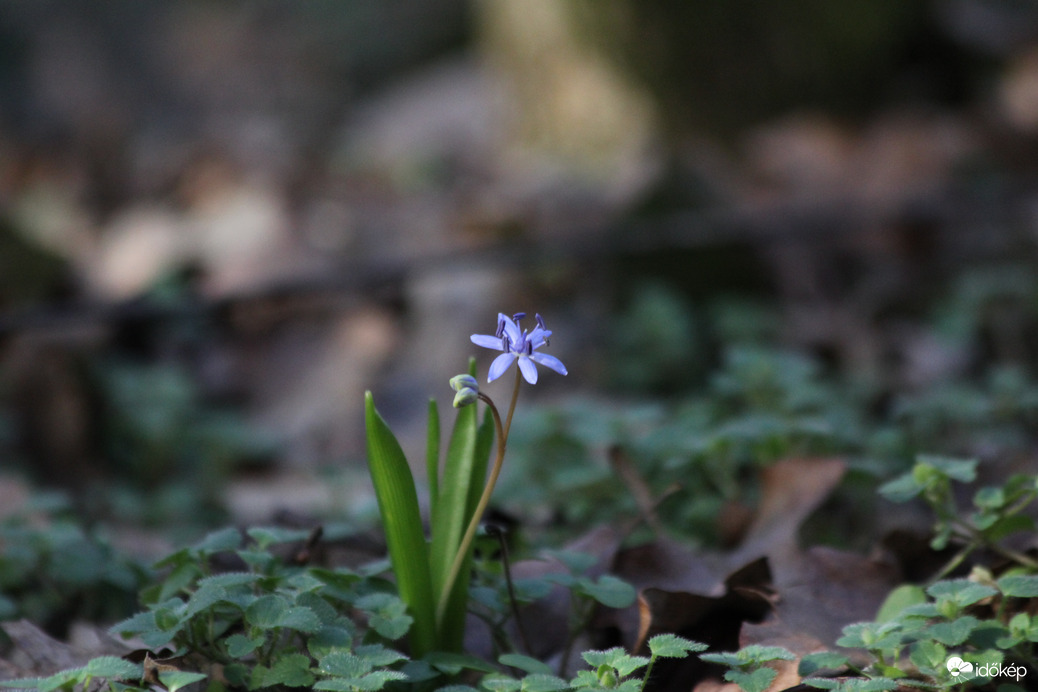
[928,615,979,645]
[245,594,289,628]
[307,625,354,658]
[295,591,343,626]
[264,653,315,688]
[810,678,897,692]
[481,676,522,692]
[570,669,601,689]
[223,663,249,688]
[226,633,264,658]
[735,645,795,664]
[247,526,311,550]
[877,473,921,503]
[998,573,1038,597]
[549,550,597,574]
[193,527,242,553]
[577,575,636,608]
[354,644,407,668]
[40,668,86,692]
[699,652,740,668]
[109,610,158,639]
[357,593,413,640]
[320,652,370,678]
[875,584,927,622]
[927,579,998,607]
[358,671,410,691]
[909,639,946,673]
[797,651,848,677]
[313,681,357,692]
[278,606,322,633]
[158,670,208,692]
[613,656,650,678]
[725,667,775,692]
[196,572,260,589]
[154,602,186,630]
[973,486,1005,510]
[982,513,1035,541]
[84,657,141,680]
[520,673,571,692]
[183,583,229,618]
[919,455,977,482]
[236,549,276,572]
[157,562,202,602]
[582,648,628,668]
[836,622,902,650]
[315,672,409,692]
[647,634,708,658]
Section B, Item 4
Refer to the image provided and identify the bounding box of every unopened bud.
[453,387,479,408]
[449,374,479,392]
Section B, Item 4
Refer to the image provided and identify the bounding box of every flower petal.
[530,352,567,376]
[527,326,551,349]
[500,314,521,343]
[488,352,516,382]
[517,356,538,384]
[471,334,505,351]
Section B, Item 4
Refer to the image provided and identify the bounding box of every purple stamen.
[512,312,526,322]
[535,313,546,330]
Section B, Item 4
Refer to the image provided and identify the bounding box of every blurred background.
[2,0,1038,543]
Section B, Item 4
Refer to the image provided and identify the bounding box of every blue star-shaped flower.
[471,312,568,384]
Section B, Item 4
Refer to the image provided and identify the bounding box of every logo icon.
[947,657,974,677]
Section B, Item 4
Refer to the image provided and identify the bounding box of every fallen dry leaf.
[742,545,901,663]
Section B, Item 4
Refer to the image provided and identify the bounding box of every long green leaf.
[466,411,495,517]
[428,392,479,650]
[364,392,436,656]
[426,399,440,527]
[433,383,494,651]
[439,409,496,641]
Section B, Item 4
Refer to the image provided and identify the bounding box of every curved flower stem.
[503,366,522,439]
[435,368,522,629]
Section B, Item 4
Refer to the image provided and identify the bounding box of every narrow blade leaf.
[364,392,436,656]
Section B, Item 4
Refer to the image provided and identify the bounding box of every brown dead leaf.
[633,559,775,692]
[142,653,182,687]
[730,458,846,575]
[635,557,774,652]
[742,546,901,659]
[606,457,879,691]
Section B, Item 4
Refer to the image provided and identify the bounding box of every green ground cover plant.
[2,282,1037,692]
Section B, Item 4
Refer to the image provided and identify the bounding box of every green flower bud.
[453,387,479,408]
[449,374,479,393]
